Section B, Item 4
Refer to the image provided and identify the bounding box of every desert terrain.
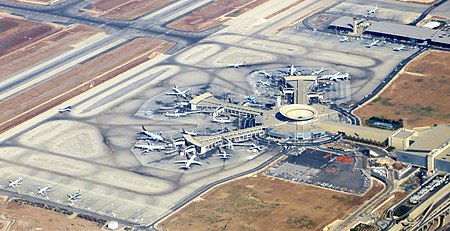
[0,16,60,56]
[166,0,270,32]
[355,50,450,129]
[157,175,383,231]
[0,24,104,79]
[88,0,174,20]
[0,37,174,133]
[0,199,101,231]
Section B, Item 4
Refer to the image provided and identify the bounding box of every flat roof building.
[395,125,450,172]
[329,16,450,47]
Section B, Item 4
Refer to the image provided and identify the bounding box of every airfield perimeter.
[0,0,424,227]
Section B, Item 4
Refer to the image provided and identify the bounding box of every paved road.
[409,0,448,26]
[334,169,395,230]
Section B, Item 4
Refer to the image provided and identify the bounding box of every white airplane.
[249,145,264,152]
[174,154,203,169]
[8,177,22,188]
[312,67,325,75]
[138,126,164,142]
[165,111,187,118]
[259,70,272,78]
[212,116,231,124]
[159,104,183,110]
[217,151,232,159]
[58,106,72,113]
[257,80,271,86]
[339,36,350,42]
[393,45,406,51]
[67,189,82,203]
[366,39,380,48]
[288,62,297,76]
[367,5,379,14]
[227,61,247,68]
[318,72,350,81]
[166,84,190,98]
[134,143,166,151]
[181,128,197,136]
[37,184,52,197]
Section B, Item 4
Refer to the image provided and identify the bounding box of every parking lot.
[265,148,370,194]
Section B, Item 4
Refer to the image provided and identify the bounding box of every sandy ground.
[0,17,60,56]
[166,0,269,32]
[89,0,174,20]
[354,50,450,129]
[157,175,383,231]
[1,201,102,231]
[3,0,59,5]
[0,38,174,133]
[395,0,438,4]
[0,24,104,80]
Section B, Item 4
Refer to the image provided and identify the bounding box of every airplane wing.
[174,160,188,164]
[192,161,203,165]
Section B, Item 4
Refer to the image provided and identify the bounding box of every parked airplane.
[134,142,166,151]
[139,126,164,142]
[217,151,233,159]
[318,72,350,81]
[312,67,325,75]
[165,111,187,118]
[166,84,190,98]
[58,106,72,113]
[366,39,380,48]
[181,128,197,136]
[367,5,379,14]
[287,62,297,76]
[227,61,247,68]
[174,154,203,169]
[159,104,184,110]
[393,45,406,51]
[37,184,52,197]
[7,177,22,188]
[257,80,270,86]
[259,70,272,78]
[67,189,82,203]
[339,36,350,42]
[247,96,259,104]
[212,116,232,124]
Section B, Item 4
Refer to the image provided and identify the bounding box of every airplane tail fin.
[228,98,232,103]
[142,125,147,131]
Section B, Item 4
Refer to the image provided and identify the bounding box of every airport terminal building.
[185,80,450,173]
[329,16,450,48]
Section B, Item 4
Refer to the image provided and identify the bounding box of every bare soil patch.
[157,175,383,231]
[166,0,269,32]
[394,0,439,4]
[0,38,174,133]
[90,0,174,20]
[0,24,104,80]
[354,50,450,128]
[2,201,101,231]
[3,0,55,5]
[0,17,60,56]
